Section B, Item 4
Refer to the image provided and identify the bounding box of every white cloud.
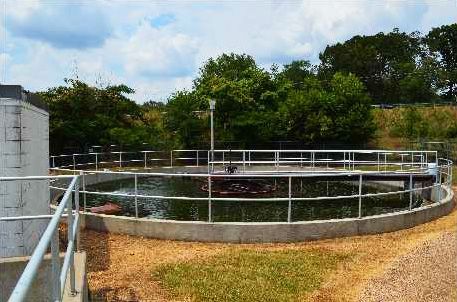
[119,22,199,78]
[1,0,456,102]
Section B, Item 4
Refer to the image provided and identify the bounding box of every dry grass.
[153,249,348,302]
[372,106,457,149]
[82,193,457,302]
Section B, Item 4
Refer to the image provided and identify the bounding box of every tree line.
[39,24,457,153]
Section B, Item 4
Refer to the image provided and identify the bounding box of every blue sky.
[0,0,456,103]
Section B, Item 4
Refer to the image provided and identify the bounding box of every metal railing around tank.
[50,149,439,172]
[48,150,453,223]
[0,175,80,302]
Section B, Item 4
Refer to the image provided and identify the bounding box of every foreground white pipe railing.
[1,175,79,302]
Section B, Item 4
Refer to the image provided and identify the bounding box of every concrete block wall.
[0,87,49,258]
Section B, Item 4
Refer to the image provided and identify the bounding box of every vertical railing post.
[75,174,80,251]
[353,152,356,170]
[343,152,346,170]
[52,156,55,168]
[248,151,251,167]
[351,151,354,170]
[51,228,61,301]
[358,174,362,218]
[437,168,442,202]
[409,173,413,210]
[144,152,147,169]
[119,152,122,168]
[377,152,380,172]
[385,153,388,172]
[211,150,214,172]
[170,150,173,168]
[72,154,76,174]
[411,151,414,171]
[95,153,98,171]
[287,176,292,223]
[82,172,86,212]
[300,152,303,167]
[68,185,76,295]
[196,150,199,167]
[208,175,212,222]
[134,174,138,218]
[243,151,246,172]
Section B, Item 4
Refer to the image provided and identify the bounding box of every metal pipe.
[170,150,173,167]
[134,174,138,218]
[210,101,215,171]
[7,177,78,302]
[50,229,61,301]
[0,214,67,221]
[358,174,362,218]
[59,240,75,294]
[287,176,292,223]
[72,154,76,174]
[409,173,413,210]
[75,174,80,251]
[54,182,441,203]
[82,172,87,212]
[208,175,212,222]
[243,151,246,172]
[67,188,76,295]
[438,170,442,202]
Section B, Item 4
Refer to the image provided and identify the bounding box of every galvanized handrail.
[49,149,439,171]
[48,156,453,223]
[1,175,79,302]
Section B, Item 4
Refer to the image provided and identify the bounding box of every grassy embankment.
[372,105,457,184]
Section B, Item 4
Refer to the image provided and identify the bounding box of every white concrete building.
[0,85,49,257]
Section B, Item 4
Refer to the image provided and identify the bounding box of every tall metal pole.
[209,100,216,172]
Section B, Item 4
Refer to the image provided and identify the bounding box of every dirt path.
[82,201,457,301]
[357,232,457,302]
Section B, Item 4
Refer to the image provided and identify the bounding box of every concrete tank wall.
[78,170,454,243]
[0,87,49,257]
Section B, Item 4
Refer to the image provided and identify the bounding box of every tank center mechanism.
[201,162,277,195]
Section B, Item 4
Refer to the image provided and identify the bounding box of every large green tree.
[165,90,208,148]
[192,53,286,145]
[40,79,143,153]
[280,73,375,144]
[319,29,433,104]
[426,23,457,100]
[277,60,314,89]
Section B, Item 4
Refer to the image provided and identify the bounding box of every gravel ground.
[358,232,457,302]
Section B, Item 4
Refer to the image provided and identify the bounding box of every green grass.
[153,249,349,302]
